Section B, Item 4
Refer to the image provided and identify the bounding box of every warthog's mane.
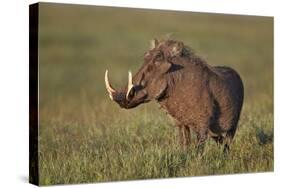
[148,39,210,73]
[155,39,210,69]
[155,39,195,57]
[154,39,218,92]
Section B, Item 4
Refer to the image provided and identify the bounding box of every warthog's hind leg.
[223,129,236,153]
[212,135,230,153]
[212,136,224,145]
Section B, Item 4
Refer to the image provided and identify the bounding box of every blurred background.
[38,3,273,185]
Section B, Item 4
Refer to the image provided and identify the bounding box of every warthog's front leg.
[196,129,208,155]
[178,125,190,150]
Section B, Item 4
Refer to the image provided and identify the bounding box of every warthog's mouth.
[104,70,148,109]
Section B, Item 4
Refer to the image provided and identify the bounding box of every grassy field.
[38,3,273,185]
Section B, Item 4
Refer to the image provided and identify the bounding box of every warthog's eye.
[155,52,163,61]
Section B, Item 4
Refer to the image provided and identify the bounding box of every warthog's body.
[105,39,244,151]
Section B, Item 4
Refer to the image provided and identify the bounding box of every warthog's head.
[105,39,187,109]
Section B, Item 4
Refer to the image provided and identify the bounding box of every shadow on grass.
[256,127,273,145]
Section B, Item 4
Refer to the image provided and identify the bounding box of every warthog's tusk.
[126,71,134,100]
[105,70,115,100]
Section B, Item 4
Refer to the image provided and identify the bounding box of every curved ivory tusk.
[105,70,115,100]
[126,71,134,100]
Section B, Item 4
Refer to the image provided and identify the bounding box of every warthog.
[105,39,244,152]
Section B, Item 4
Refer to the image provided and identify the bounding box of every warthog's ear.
[150,39,159,49]
[171,42,185,57]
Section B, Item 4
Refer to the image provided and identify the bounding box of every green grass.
[38,3,273,185]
